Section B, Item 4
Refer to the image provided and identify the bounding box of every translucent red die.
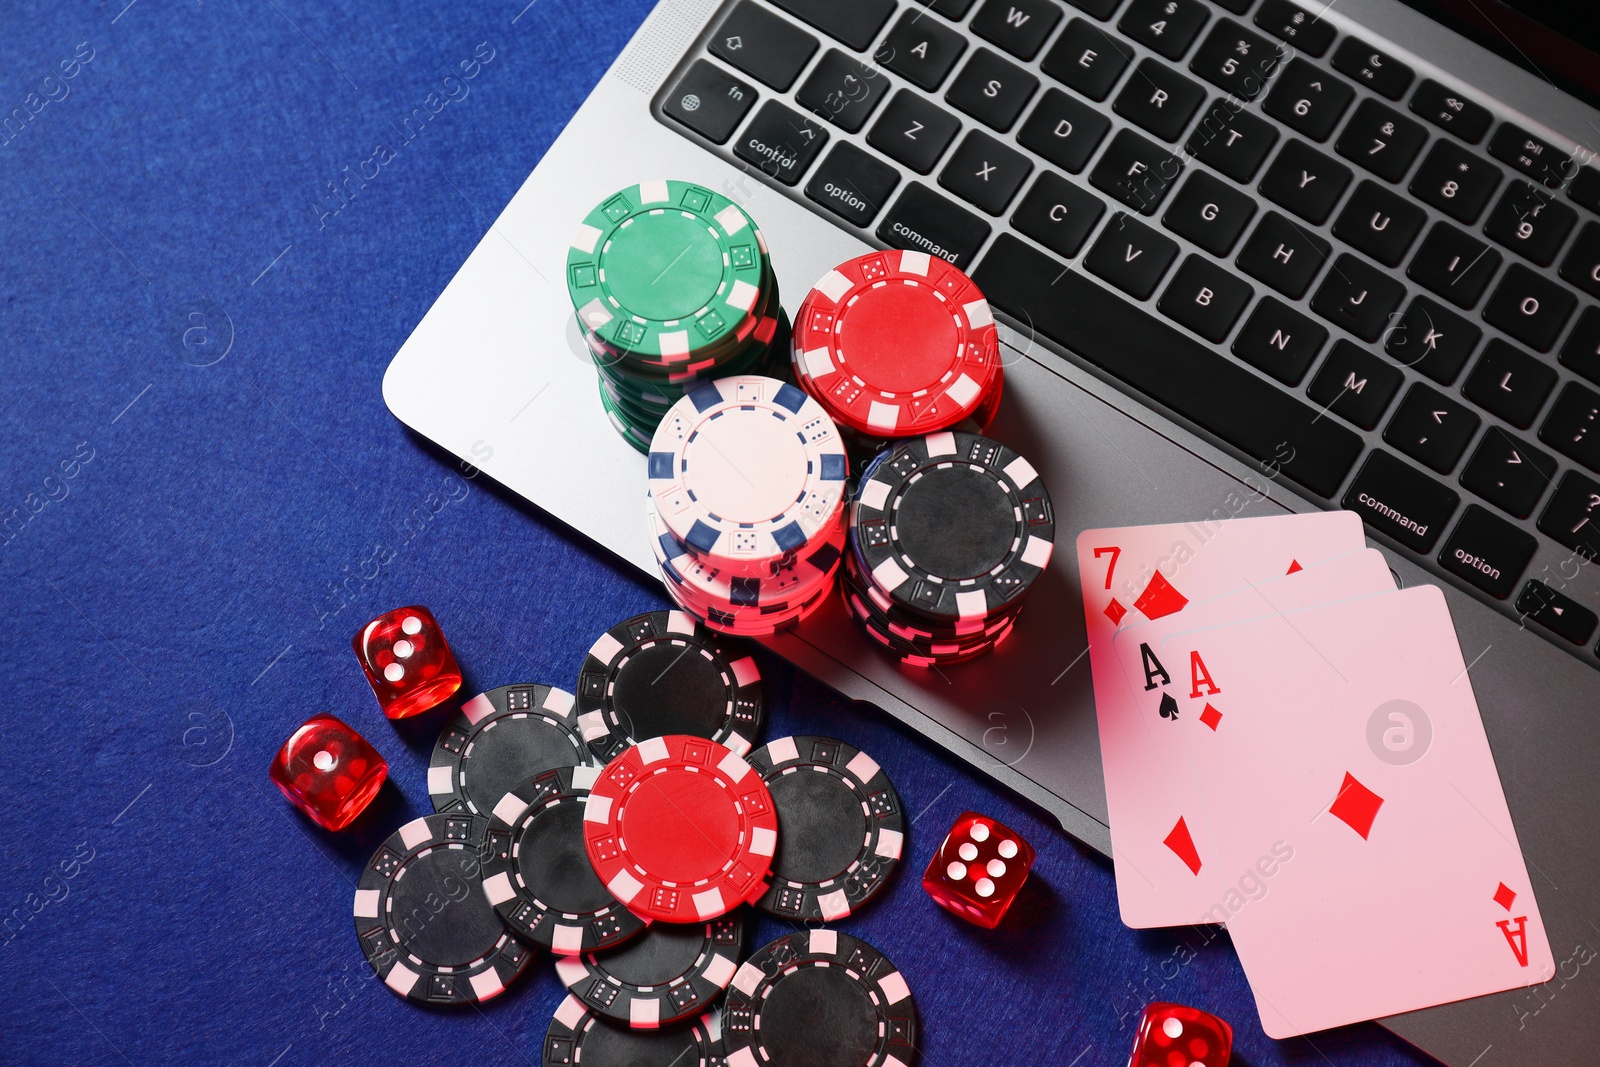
[269,714,388,830]
[1128,1001,1233,1067]
[352,605,462,719]
[921,811,1036,928]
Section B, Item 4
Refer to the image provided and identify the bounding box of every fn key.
[663,60,757,143]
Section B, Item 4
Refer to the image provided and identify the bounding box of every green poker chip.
[568,181,766,362]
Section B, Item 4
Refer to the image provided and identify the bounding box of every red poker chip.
[792,249,1002,436]
[583,734,779,922]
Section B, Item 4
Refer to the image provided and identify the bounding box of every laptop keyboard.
[656,0,1600,667]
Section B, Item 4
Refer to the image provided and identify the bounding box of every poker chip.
[352,813,532,1005]
[567,180,793,446]
[748,736,905,921]
[568,180,763,361]
[554,913,745,1028]
[542,995,724,1065]
[649,374,849,571]
[479,764,646,955]
[583,734,778,923]
[723,929,918,1067]
[793,249,1002,437]
[574,610,764,762]
[429,683,591,816]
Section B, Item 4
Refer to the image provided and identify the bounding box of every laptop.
[383,0,1600,1060]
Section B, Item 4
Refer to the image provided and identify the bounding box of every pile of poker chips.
[791,248,1003,463]
[645,374,850,636]
[347,609,917,1064]
[566,179,791,452]
[844,430,1056,667]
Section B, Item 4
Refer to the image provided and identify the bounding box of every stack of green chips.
[566,180,791,453]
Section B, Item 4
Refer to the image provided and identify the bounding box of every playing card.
[1077,511,1368,928]
[1113,585,1554,1036]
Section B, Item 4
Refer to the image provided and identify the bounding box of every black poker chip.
[575,610,764,762]
[724,929,918,1066]
[479,764,646,955]
[748,736,905,921]
[555,912,745,1029]
[429,683,591,816]
[352,813,532,1005]
[851,431,1055,624]
[542,995,724,1066]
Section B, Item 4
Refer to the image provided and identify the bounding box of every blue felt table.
[0,2,1444,1064]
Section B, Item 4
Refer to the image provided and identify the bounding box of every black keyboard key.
[1540,382,1600,471]
[770,0,895,51]
[735,100,831,184]
[1538,469,1600,559]
[1012,171,1106,256]
[797,49,891,132]
[1232,296,1327,384]
[1384,296,1481,384]
[1560,305,1600,386]
[1307,338,1403,428]
[1085,212,1180,298]
[1516,580,1598,646]
[1335,99,1428,183]
[1063,0,1117,17]
[946,48,1039,131]
[1163,170,1256,255]
[1461,339,1556,428]
[875,9,968,91]
[1262,58,1355,142]
[1310,253,1406,341]
[805,141,900,224]
[1041,19,1132,101]
[940,129,1035,214]
[1254,0,1333,56]
[1460,426,1556,518]
[1113,59,1206,142]
[1385,382,1480,473]
[663,61,758,143]
[876,183,993,268]
[1439,504,1536,599]
[972,0,1064,60]
[1571,168,1600,214]
[1090,128,1183,214]
[1485,182,1577,266]
[1237,211,1331,298]
[1560,222,1600,298]
[1119,0,1209,59]
[918,0,981,16]
[1211,0,1252,12]
[711,2,819,91]
[1409,79,1492,143]
[1408,139,1502,224]
[1332,180,1426,266]
[1407,223,1501,308]
[1482,264,1577,352]
[1018,88,1111,173]
[1488,123,1571,189]
[1189,20,1280,100]
[1332,36,1414,100]
[1260,139,1352,224]
[1186,100,1278,182]
[1158,255,1252,341]
[869,91,962,173]
[1343,449,1460,552]
[972,234,1363,495]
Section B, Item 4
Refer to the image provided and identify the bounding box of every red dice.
[352,605,462,719]
[921,811,1036,928]
[1128,1002,1233,1067]
[269,714,388,830]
